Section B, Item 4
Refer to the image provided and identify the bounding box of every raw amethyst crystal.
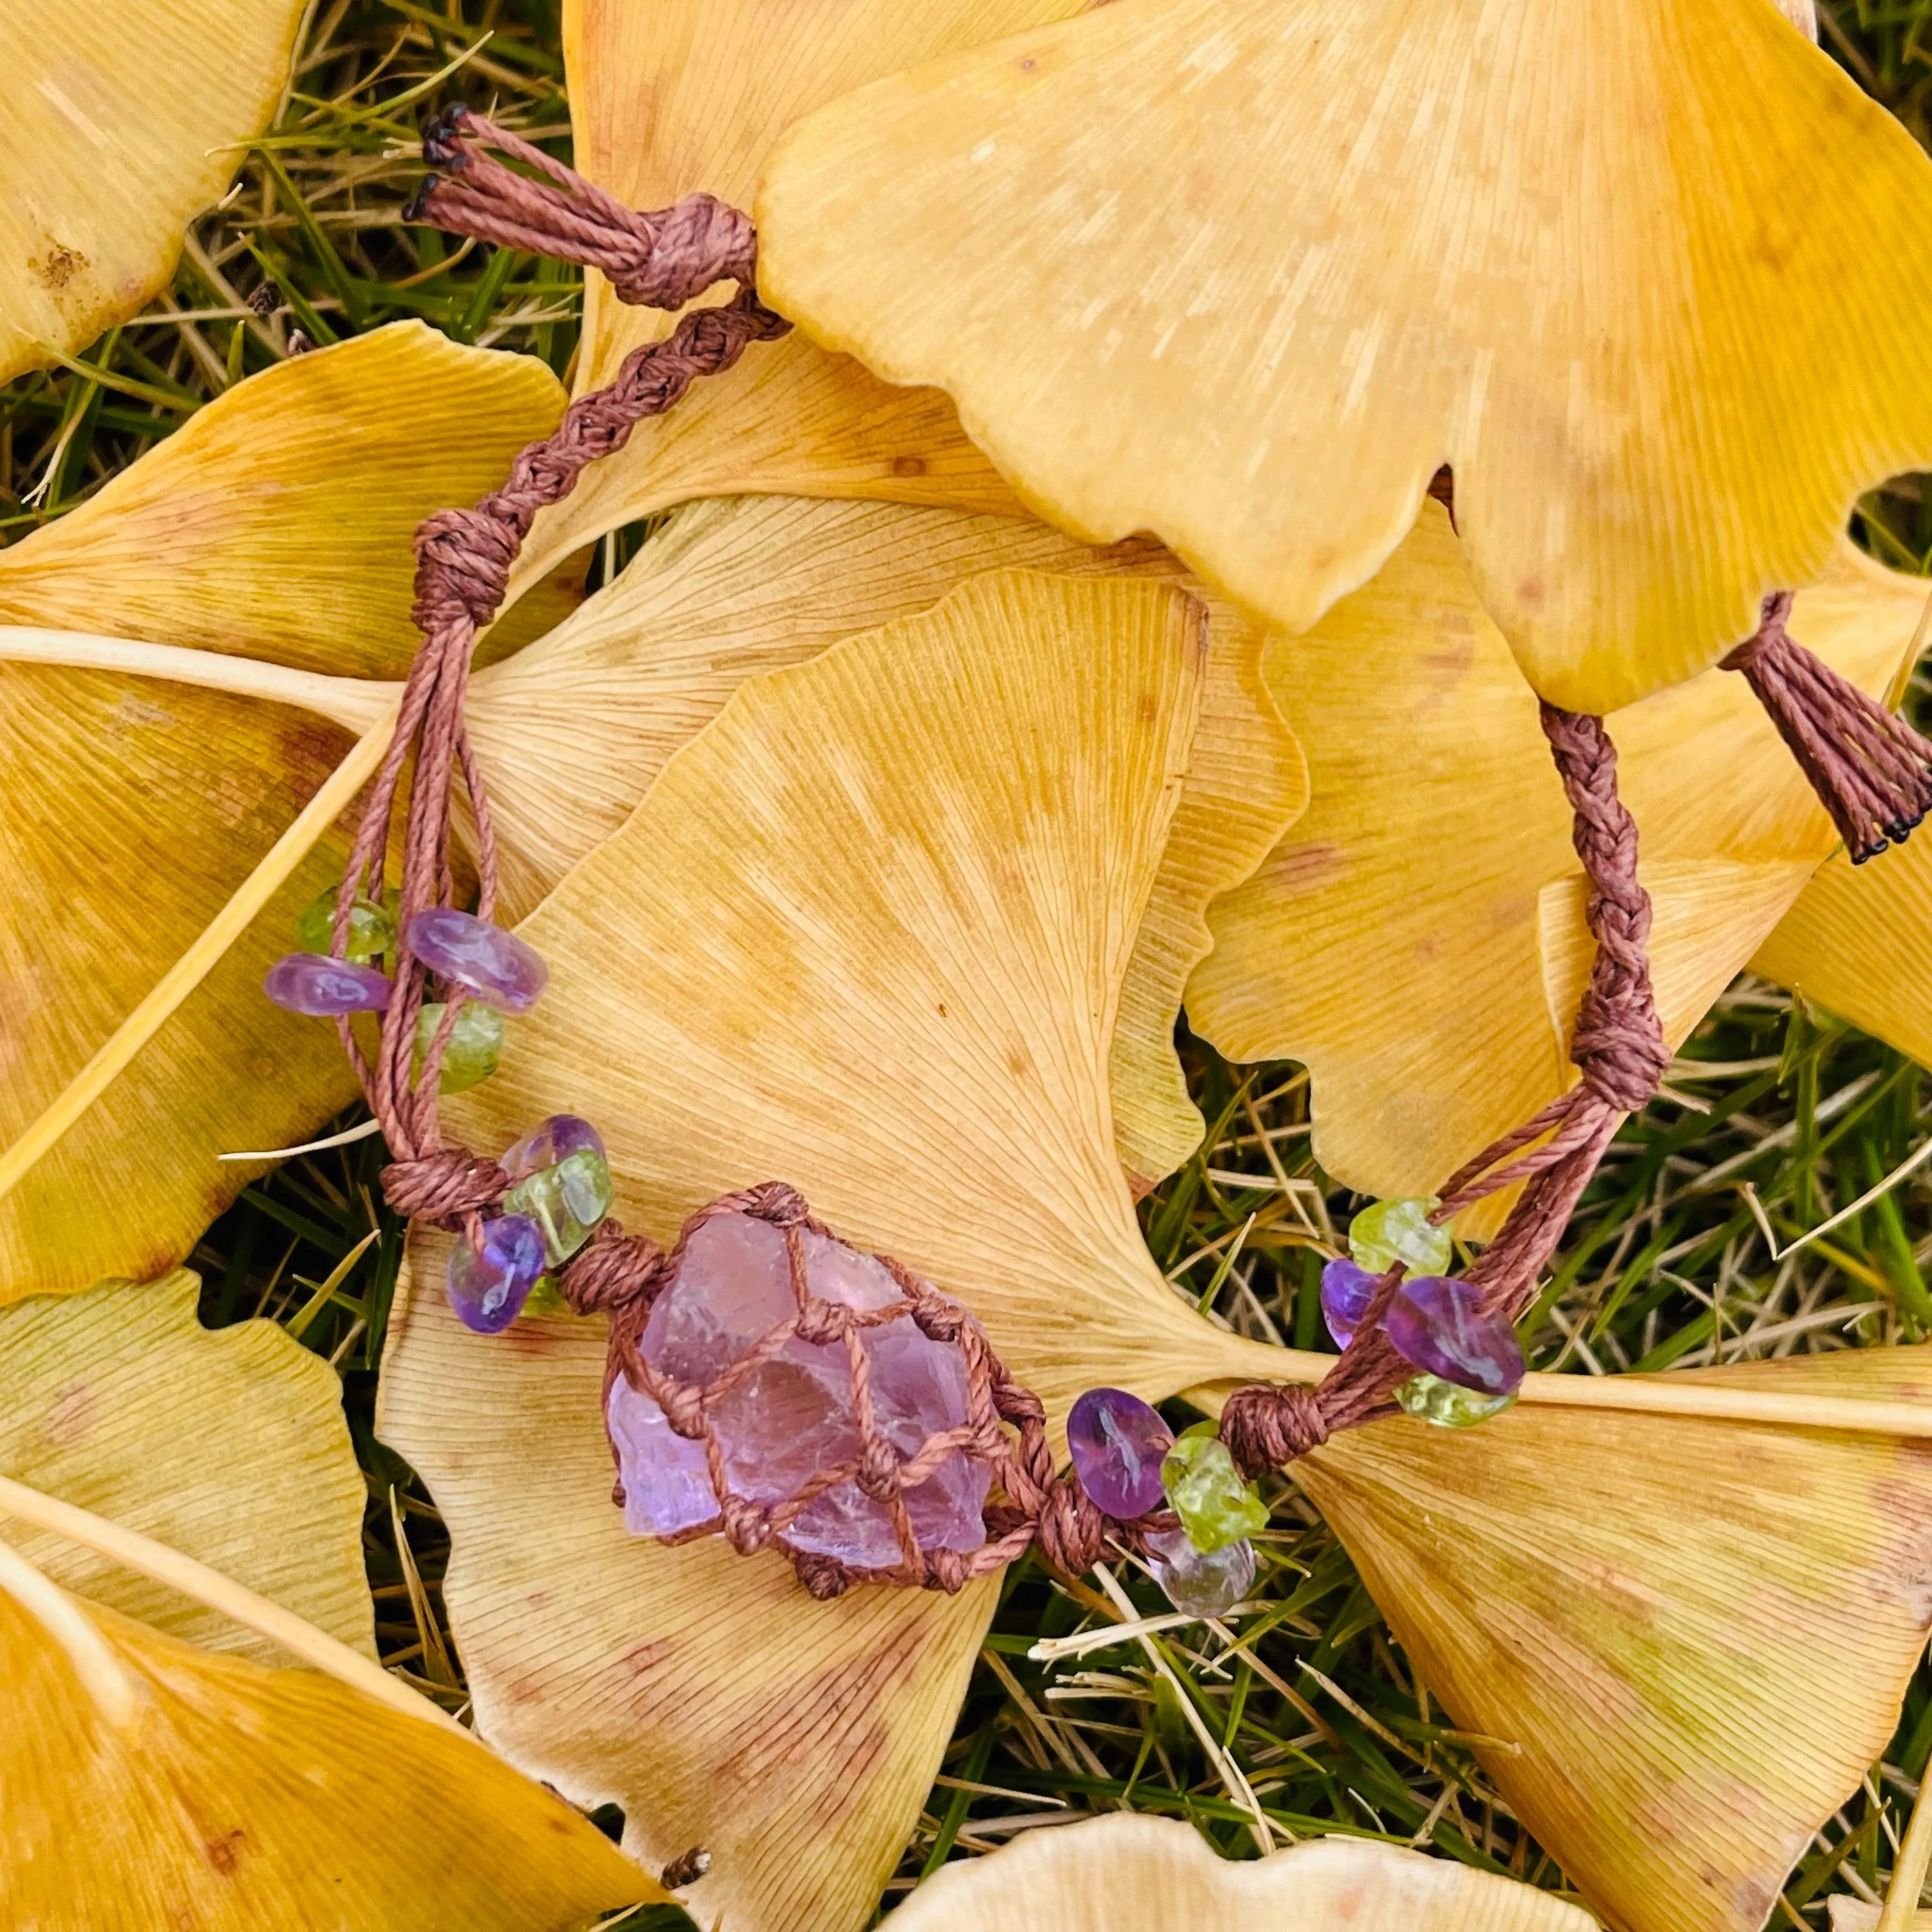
[1067,1388,1172,1519]
[608,1379,716,1536]
[612,1210,990,1567]
[1383,1275,1525,1397]
[406,908,548,1013]
[445,1213,546,1333]
[1319,1256,1380,1349]
[264,951,392,1015]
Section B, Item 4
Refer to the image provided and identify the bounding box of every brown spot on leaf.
[889,455,926,478]
[42,1378,96,1447]
[29,243,84,292]
[205,1829,246,1876]
[1517,576,1546,609]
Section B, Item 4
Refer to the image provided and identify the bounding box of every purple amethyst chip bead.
[446,1213,546,1333]
[1383,1275,1526,1398]
[264,951,393,1016]
[1319,1256,1380,1350]
[502,1114,606,1183]
[406,908,548,1014]
[1068,1386,1173,1519]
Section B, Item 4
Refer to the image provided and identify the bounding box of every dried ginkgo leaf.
[0,325,569,1300]
[2,1565,656,1929]
[755,0,1932,710]
[1752,837,1932,1070]
[507,0,1117,594]
[379,570,1308,1932]
[466,493,1302,1183]
[0,1264,655,1928]
[0,1270,369,1657]
[0,0,304,385]
[1296,1347,1932,1932]
[884,1813,1597,1931]
[1186,506,1925,1204]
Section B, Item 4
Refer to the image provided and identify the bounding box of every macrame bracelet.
[263,109,1676,1612]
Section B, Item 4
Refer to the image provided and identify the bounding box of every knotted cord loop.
[413,107,758,305]
[1724,590,1932,863]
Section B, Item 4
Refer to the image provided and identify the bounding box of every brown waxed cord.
[346,116,1671,1592]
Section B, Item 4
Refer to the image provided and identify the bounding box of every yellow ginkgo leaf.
[1186,507,1923,1205]
[468,493,1302,1183]
[3,1587,657,1931]
[756,0,1932,710]
[884,1813,1597,1931]
[0,1264,656,1928]
[379,569,1308,1932]
[1752,837,1932,1071]
[0,1270,369,1658]
[0,321,574,674]
[0,324,571,1300]
[0,0,304,386]
[507,0,1118,594]
[378,558,1932,1932]
[1297,1347,1932,1932]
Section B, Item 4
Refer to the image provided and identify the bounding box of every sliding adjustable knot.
[1570,977,1669,1115]
[1724,590,1932,863]
[600,194,759,310]
[412,505,519,632]
[381,1147,508,1224]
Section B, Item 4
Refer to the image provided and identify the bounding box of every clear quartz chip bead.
[1144,1525,1255,1618]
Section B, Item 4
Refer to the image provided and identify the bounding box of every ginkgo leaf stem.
[0,705,398,1208]
[0,1473,457,1733]
[1189,1364,1932,1440]
[0,624,396,734]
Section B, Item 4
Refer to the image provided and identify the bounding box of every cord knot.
[1221,1383,1331,1482]
[381,1147,507,1223]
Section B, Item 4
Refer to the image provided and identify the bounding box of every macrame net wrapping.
[343,105,1908,1586]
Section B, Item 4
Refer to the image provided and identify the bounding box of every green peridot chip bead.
[1160,1420,1268,1554]
[502,1147,615,1268]
[1347,1195,1453,1278]
[297,887,397,966]
[414,1002,506,1095]
[1395,1373,1516,1429]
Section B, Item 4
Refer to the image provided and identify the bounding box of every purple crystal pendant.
[446,1214,546,1333]
[264,952,393,1015]
[611,1211,991,1568]
[1068,1388,1172,1519]
[1384,1275,1526,1397]
[1319,1257,1380,1349]
[406,908,548,1013]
